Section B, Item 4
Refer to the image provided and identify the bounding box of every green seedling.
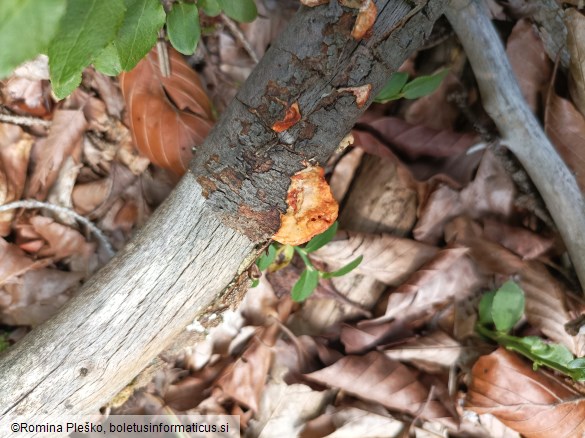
[477,280,585,381]
[375,69,450,103]
[254,222,363,302]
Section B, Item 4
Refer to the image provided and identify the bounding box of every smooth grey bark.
[0,0,446,431]
[446,0,585,290]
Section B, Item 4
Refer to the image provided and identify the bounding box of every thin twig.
[446,0,585,291]
[221,14,260,64]
[0,112,51,128]
[0,199,115,257]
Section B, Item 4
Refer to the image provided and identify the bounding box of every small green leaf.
[568,358,585,369]
[303,222,338,253]
[94,43,122,76]
[402,69,449,100]
[530,341,574,366]
[115,0,166,70]
[492,280,525,332]
[0,0,66,79]
[167,2,201,55]
[199,0,221,16]
[256,244,277,271]
[250,278,259,288]
[374,72,409,103]
[49,0,125,98]
[269,244,294,272]
[291,269,319,302]
[478,291,495,326]
[218,0,257,22]
[322,255,363,279]
[0,332,9,353]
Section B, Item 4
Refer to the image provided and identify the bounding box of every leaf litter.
[2,4,585,438]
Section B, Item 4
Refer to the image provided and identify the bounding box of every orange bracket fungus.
[273,166,339,246]
[338,84,372,108]
[272,101,302,133]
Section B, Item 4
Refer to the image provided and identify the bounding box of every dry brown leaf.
[507,18,552,113]
[273,166,338,246]
[27,109,86,200]
[374,247,483,324]
[545,91,585,193]
[466,348,585,438]
[215,337,273,412]
[415,150,516,243]
[0,123,33,235]
[27,216,96,264]
[329,147,364,202]
[0,238,45,286]
[340,320,403,354]
[119,46,213,176]
[312,231,438,286]
[566,9,585,118]
[382,331,463,374]
[86,69,125,119]
[482,218,555,260]
[0,269,83,326]
[404,72,462,131]
[247,381,334,438]
[305,351,453,422]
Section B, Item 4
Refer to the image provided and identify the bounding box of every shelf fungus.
[272,101,301,133]
[273,165,338,246]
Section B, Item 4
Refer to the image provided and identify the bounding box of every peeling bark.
[0,0,446,429]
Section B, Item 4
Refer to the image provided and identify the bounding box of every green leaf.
[0,332,8,353]
[94,43,122,76]
[0,0,66,79]
[115,0,166,70]
[250,278,259,288]
[303,222,338,253]
[218,0,257,22]
[256,244,277,271]
[529,340,574,366]
[167,2,201,55]
[199,0,221,16]
[322,255,363,279]
[568,358,585,369]
[291,269,319,302]
[402,69,449,100]
[374,72,409,103]
[492,280,525,332]
[49,0,125,98]
[478,291,495,326]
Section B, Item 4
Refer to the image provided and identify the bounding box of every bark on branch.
[0,0,446,430]
[446,0,585,291]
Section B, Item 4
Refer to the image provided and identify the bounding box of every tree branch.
[446,0,585,290]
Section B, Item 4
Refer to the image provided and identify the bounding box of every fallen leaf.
[566,9,585,118]
[329,147,364,202]
[507,18,552,113]
[545,92,585,193]
[27,109,86,200]
[271,101,301,133]
[305,351,453,422]
[0,269,83,326]
[466,348,585,438]
[273,166,338,246]
[0,238,45,286]
[312,231,438,286]
[0,124,33,235]
[119,46,214,175]
[373,247,483,324]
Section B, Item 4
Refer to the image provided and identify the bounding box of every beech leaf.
[167,2,201,56]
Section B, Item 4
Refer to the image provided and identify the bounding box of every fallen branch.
[446,0,585,291]
[0,0,446,429]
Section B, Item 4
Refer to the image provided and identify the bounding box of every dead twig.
[0,199,115,257]
[446,0,585,292]
[0,111,51,128]
[221,14,260,64]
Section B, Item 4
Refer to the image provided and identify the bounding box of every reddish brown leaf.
[0,238,45,286]
[271,101,301,133]
[545,92,585,193]
[507,18,552,113]
[566,9,585,118]
[305,351,453,422]
[467,348,585,438]
[119,46,214,175]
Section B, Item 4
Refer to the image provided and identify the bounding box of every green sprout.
[254,222,363,302]
[476,280,585,381]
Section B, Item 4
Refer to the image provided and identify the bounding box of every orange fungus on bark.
[271,102,301,133]
[272,166,339,246]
